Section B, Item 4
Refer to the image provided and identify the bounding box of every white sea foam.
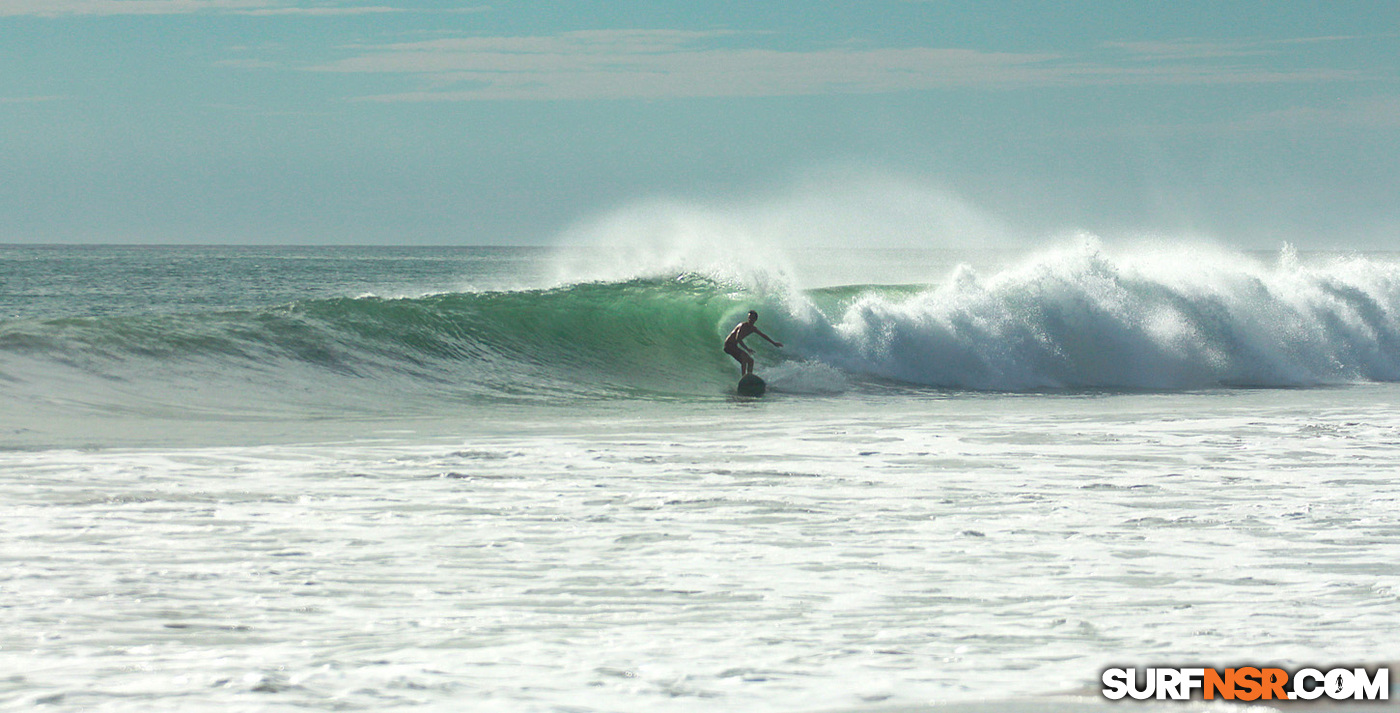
[778,239,1400,390]
[4,389,1398,711]
[760,359,851,394]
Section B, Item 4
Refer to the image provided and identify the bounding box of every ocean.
[2,242,1398,712]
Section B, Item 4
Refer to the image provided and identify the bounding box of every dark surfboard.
[737,373,766,397]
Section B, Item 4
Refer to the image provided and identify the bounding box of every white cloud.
[1228,95,1400,132]
[313,30,1069,101]
[242,5,403,14]
[1103,35,1371,61]
[0,0,401,16]
[0,94,68,103]
[214,57,279,68]
[1103,38,1273,60]
[303,29,1361,102]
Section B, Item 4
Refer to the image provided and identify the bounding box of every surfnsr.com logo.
[1101,666,1389,701]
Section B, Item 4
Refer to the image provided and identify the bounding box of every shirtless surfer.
[724,310,782,376]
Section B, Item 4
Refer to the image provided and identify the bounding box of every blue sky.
[2,1,1397,246]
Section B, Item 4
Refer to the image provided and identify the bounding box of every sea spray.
[548,170,1012,290]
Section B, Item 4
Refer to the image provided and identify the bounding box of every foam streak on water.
[4,391,1399,712]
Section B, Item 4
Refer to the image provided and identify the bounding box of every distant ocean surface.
[3,243,1398,711]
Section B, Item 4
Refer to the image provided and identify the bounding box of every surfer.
[724,310,782,376]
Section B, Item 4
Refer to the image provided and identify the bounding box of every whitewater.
[2,242,1398,711]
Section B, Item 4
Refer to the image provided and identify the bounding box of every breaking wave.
[4,242,1400,417]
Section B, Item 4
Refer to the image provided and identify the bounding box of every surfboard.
[737,373,766,397]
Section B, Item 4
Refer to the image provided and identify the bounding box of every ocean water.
[2,243,1399,712]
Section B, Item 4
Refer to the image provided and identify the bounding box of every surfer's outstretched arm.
[754,329,783,348]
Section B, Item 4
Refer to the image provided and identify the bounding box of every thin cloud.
[0,95,68,103]
[1073,93,1400,140]
[242,5,404,14]
[314,30,1071,101]
[215,57,280,68]
[1103,39,1273,60]
[0,0,402,16]
[1104,34,1374,61]
[305,29,1362,102]
[1227,95,1400,132]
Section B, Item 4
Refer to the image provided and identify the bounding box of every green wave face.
[0,275,762,404]
[304,275,756,397]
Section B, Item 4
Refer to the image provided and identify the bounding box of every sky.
[1,0,1397,247]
